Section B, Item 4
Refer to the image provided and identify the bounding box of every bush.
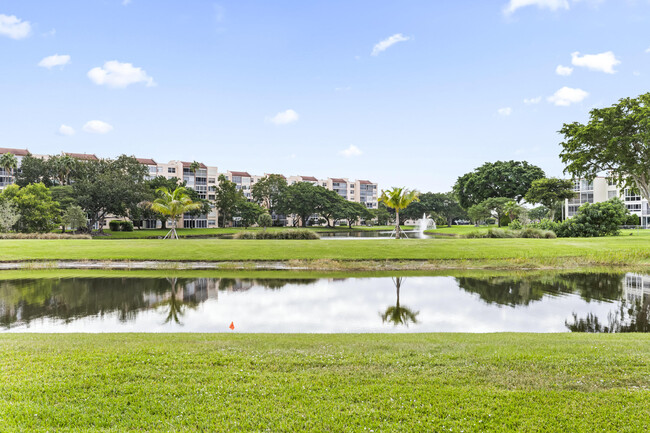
[0,233,91,239]
[109,221,134,232]
[234,230,320,240]
[625,214,641,226]
[463,228,555,239]
[554,198,627,237]
[508,219,523,230]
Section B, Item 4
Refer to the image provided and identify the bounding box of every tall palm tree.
[150,187,202,239]
[379,187,420,239]
[53,155,77,185]
[380,277,419,327]
[0,153,18,180]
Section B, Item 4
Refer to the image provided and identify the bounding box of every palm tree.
[150,187,202,239]
[53,155,77,185]
[380,277,419,327]
[379,187,420,239]
[0,153,18,180]
[189,161,201,174]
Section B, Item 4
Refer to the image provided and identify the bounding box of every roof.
[136,158,157,165]
[300,176,318,182]
[181,161,207,169]
[229,171,251,177]
[330,178,347,183]
[0,148,29,156]
[358,180,374,185]
[65,152,98,161]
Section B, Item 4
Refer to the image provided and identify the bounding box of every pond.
[318,230,431,239]
[1,272,648,333]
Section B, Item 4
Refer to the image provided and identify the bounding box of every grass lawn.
[1,235,650,268]
[1,333,649,432]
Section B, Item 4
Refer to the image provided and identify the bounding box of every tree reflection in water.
[155,278,199,325]
[380,277,419,327]
[566,298,650,333]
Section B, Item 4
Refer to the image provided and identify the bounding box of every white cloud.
[547,87,589,106]
[497,107,512,116]
[503,0,569,15]
[58,125,75,136]
[38,54,71,69]
[555,65,573,76]
[571,51,620,74]
[371,33,410,56]
[87,61,155,88]
[83,120,114,134]
[524,96,542,104]
[267,109,299,125]
[339,145,362,157]
[0,14,31,39]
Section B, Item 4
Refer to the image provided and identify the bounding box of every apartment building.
[564,176,649,227]
[0,147,378,227]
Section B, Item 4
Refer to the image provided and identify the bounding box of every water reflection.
[1,272,649,333]
[380,277,419,327]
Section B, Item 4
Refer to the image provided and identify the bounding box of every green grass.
[97,225,412,239]
[1,334,649,432]
[2,236,650,268]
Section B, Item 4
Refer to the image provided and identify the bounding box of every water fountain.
[416,213,436,237]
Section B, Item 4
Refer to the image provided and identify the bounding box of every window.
[627,203,642,212]
[168,167,176,174]
[625,189,642,202]
[607,190,618,199]
[232,176,242,183]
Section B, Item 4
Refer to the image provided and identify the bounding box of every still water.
[1,273,648,333]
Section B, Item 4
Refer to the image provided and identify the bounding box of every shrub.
[109,221,121,231]
[508,219,523,230]
[120,221,134,232]
[234,230,320,240]
[625,214,640,226]
[529,218,559,232]
[554,198,627,237]
[518,228,557,239]
[0,233,91,239]
[463,228,555,239]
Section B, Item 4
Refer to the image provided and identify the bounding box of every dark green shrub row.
[0,233,91,239]
[234,230,320,240]
[109,221,134,232]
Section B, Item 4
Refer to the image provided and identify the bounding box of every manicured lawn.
[1,236,650,268]
[1,334,649,432]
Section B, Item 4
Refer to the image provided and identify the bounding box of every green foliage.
[257,213,273,230]
[556,198,627,237]
[528,206,550,222]
[251,174,288,214]
[234,229,320,239]
[403,192,466,226]
[280,181,323,227]
[465,228,556,239]
[379,187,420,238]
[467,202,491,225]
[0,201,19,232]
[481,197,512,227]
[109,220,121,232]
[214,174,245,227]
[109,220,135,232]
[151,187,202,235]
[624,214,641,226]
[0,152,18,176]
[235,201,266,228]
[0,183,60,233]
[374,203,391,225]
[336,201,373,228]
[62,205,87,232]
[560,92,650,203]
[524,178,575,220]
[14,154,54,187]
[73,155,149,232]
[453,160,545,209]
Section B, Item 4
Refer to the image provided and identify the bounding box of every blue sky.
[1,0,649,192]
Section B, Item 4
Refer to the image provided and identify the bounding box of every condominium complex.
[0,148,378,228]
[564,176,649,227]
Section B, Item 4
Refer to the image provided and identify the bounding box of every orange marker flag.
[229,322,235,330]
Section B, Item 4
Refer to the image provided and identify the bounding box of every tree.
[379,187,420,239]
[280,182,321,227]
[50,155,78,185]
[0,202,19,232]
[234,201,265,228]
[251,174,288,215]
[467,203,491,226]
[524,178,575,221]
[214,174,244,227]
[560,93,650,205]
[151,187,202,239]
[14,154,54,187]
[334,201,373,228]
[481,197,511,227]
[189,161,201,174]
[504,200,527,223]
[555,198,627,237]
[1,183,61,233]
[258,212,273,232]
[0,153,18,178]
[314,188,347,227]
[528,206,550,222]
[62,205,87,232]
[374,203,391,225]
[453,161,545,209]
[73,155,149,233]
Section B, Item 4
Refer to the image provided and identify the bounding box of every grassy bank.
[1,334,649,432]
[1,236,650,269]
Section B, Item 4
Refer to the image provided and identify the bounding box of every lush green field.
[1,334,649,432]
[1,235,650,268]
